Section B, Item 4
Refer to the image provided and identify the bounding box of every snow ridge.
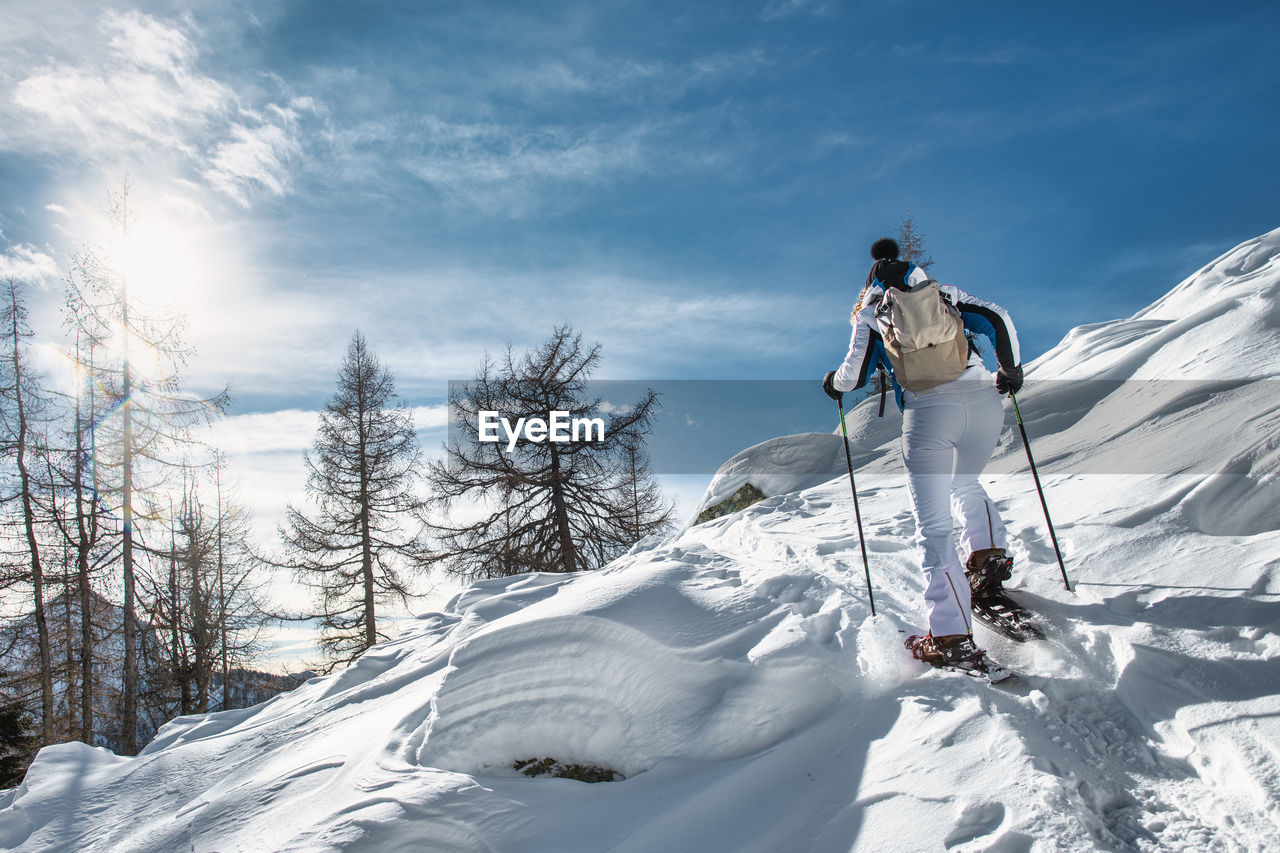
[3,231,1280,851]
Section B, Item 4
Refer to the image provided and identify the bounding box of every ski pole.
[836,396,876,616]
[1010,391,1071,591]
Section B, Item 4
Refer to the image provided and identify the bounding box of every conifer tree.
[46,329,116,745]
[427,325,671,580]
[281,332,426,669]
[62,182,228,753]
[0,691,35,788]
[1,279,55,744]
[898,212,934,271]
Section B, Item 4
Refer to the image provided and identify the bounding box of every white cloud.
[205,404,447,457]
[398,116,707,217]
[103,8,198,71]
[412,404,450,430]
[9,10,312,207]
[0,243,60,285]
[14,11,232,151]
[205,121,301,206]
[208,408,320,455]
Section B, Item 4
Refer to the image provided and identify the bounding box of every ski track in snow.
[3,230,1280,851]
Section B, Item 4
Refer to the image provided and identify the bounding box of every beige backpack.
[874,281,969,391]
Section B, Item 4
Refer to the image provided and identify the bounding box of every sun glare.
[118,211,220,312]
[59,184,246,387]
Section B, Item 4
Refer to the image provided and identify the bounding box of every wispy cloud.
[940,45,1043,67]
[0,243,60,285]
[400,119,652,215]
[9,9,312,207]
[14,10,233,152]
[205,100,317,206]
[297,43,764,217]
[761,0,835,22]
[815,131,862,151]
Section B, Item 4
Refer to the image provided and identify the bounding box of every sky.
[3,0,1279,663]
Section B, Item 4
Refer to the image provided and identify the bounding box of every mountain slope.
[2,231,1279,852]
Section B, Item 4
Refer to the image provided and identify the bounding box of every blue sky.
[2,1,1278,562]
[4,0,1278,405]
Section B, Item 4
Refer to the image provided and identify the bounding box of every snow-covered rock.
[688,432,852,523]
[687,394,902,526]
[3,230,1280,851]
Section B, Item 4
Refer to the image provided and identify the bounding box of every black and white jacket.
[832,262,1021,407]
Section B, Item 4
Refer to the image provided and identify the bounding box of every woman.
[823,237,1023,668]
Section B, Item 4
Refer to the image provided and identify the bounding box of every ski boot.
[905,632,987,667]
[905,633,1013,683]
[965,548,1013,603]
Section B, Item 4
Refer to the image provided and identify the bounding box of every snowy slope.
[991,230,1280,537]
[3,231,1280,852]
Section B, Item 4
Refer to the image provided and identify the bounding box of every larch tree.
[613,427,672,544]
[427,325,671,580]
[281,331,427,670]
[62,183,228,753]
[169,465,268,713]
[0,279,55,744]
[898,212,934,272]
[138,470,259,718]
[209,458,267,710]
[47,328,117,745]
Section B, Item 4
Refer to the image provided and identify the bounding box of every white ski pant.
[901,379,1008,638]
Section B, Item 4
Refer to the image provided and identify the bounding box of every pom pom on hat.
[870,237,899,261]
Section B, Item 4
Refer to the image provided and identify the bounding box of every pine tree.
[281,332,426,670]
[427,325,671,580]
[0,691,35,788]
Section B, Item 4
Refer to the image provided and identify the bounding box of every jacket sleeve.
[949,287,1021,371]
[832,299,889,393]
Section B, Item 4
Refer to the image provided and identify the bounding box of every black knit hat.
[870,237,899,261]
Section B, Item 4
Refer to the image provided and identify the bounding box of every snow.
[3,230,1280,851]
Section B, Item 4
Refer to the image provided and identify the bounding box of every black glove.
[822,370,843,401]
[996,364,1023,396]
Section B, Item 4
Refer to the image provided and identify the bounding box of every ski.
[971,590,1045,643]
